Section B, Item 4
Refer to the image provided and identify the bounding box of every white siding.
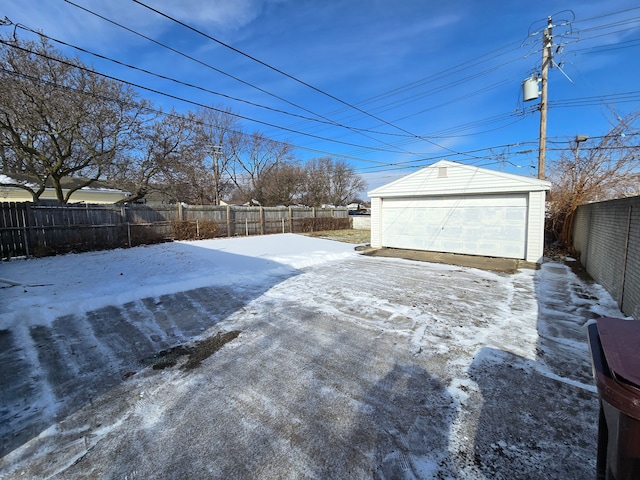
[524,191,547,263]
[370,197,382,248]
[368,160,551,197]
[368,161,551,263]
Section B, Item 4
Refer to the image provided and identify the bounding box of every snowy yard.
[0,234,626,479]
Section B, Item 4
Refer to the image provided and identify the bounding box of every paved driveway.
[0,238,625,479]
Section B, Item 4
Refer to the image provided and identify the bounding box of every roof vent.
[438,167,448,178]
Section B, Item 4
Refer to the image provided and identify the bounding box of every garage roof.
[368,160,551,198]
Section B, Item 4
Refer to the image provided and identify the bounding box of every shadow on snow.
[0,241,300,459]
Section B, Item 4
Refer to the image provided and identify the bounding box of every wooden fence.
[0,202,349,259]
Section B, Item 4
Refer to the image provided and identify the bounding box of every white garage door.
[381,194,528,259]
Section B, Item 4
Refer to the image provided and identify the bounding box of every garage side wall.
[525,191,546,263]
[370,197,382,248]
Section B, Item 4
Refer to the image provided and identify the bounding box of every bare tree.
[302,157,366,207]
[259,162,305,206]
[0,34,145,202]
[547,111,640,248]
[228,131,294,205]
[110,110,205,204]
[194,106,240,205]
[328,159,367,207]
[301,157,331,207]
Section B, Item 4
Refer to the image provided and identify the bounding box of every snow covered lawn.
[0,234,626,479]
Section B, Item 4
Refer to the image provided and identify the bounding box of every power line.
[550,91,640,108]
[4,4,637,175]
[0,63,396,168]
[10,21,423,144]
[59,0,334,127]
[131,0,482,160]
[0,32,545,170]
[0,39,436,156]
[65,0,523,148]
[58,1,551,155]
[59,0,420,156]
[573,6,640,24]
[303,40,523,125]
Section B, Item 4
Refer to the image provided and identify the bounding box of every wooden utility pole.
[538,16,553,179]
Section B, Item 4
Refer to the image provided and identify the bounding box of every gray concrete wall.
[573,195,640,319]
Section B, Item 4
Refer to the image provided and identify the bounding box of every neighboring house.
[368,160,551,263]
[0,173,128,204]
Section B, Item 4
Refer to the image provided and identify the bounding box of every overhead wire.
[60,1,539,154]
[0,24,543,172]
[573,6,640,24]
[59,1,423,157]
[0,64,397,166]
[306,40,523,124]
[10,21,424,143]
[3,3,638,177]
[0,41,418,159]
[131,0,485,160]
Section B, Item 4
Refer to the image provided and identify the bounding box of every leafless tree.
[194,106,240,205]
[227,131,294,205]
[0,34,146,202]
[301,157,331,207]
[301,157,366,207]
[110,110,204,204]
[259,162,305,206]
[547,111,640,248]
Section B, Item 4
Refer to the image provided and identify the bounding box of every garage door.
[381,194,528,259]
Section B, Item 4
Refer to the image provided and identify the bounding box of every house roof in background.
[0,172,126,193]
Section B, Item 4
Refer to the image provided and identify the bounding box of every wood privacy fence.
[0,202,349,259]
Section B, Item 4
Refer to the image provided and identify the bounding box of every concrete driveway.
[0,236,625,479]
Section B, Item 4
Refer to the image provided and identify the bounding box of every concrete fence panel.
[573,195,640,319]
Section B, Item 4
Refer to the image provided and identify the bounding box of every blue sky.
[3,0,640,192]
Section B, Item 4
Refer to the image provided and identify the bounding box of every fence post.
[260,206,264,235]
[226,205,231,237]
[282,218,285,234]
[119,204,126,248]
[245,218,249,236]
[289,206,293,233]
[21,204,30,258]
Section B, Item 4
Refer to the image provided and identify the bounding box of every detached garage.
[368,160,551,263]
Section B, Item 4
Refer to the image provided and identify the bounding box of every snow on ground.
[0,234,355,329]
[0,234,628,479]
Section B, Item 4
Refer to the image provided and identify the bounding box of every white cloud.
[1,0,288,53]
[144,0,288,30]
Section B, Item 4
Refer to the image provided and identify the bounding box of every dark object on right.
[587,317,640,480]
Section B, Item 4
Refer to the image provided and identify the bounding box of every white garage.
[368,160,551,263]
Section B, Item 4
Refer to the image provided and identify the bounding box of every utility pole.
[211,144,222,205]
[538,16,553,179]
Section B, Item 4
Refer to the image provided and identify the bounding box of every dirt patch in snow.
[142,330,241,370]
